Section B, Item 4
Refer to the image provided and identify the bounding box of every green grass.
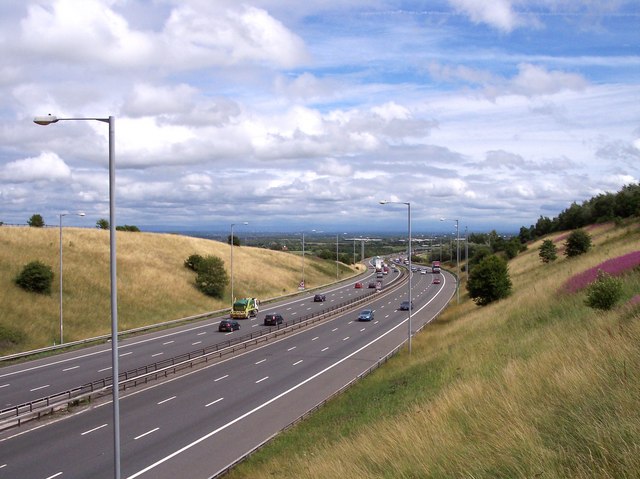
[0,227,360,354]
[226,221,640,479]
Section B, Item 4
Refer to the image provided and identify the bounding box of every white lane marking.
[214,375,229,382]
[120,352,133,357]
[81,424,108,436]
[192,341,202,345]
[321,347,329,352]
[30,385,49,392]
[135,427,159,440]
[255,376,269,384]
[98,367,112,373]
[197,332,207,336]
[360,328,366,332]
[343,337,350,341]
[374,321,379,325]
[157,396,176,405]
[45,473,63,479]
[311,336,319,341]
[287,346,296,351]
[331,328,338,332]
[252,324,259,328]
[292,360,303,366]
[255,359,266,365]
[163,340,174,345]
[0,384,9,389]
[62,366,79,372]
[151,352,163,358]
[205,398,224,407]
[0,464,6,469]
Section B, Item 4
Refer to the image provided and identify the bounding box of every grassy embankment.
[226,220,640,479]
[0,227,360,354]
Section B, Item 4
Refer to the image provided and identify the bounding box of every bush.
[28,214,45,227]
[539,239,558,263]
[184,253,205,271]
[466,255,512,306]
[194,255,229,298]
[564,229,592,257]
[585,270,623,310]
[15,260,54,294]
[96,218,109,229]
[116,225,140,232]
[0,324,26,350]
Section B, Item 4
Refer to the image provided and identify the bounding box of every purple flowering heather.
[563,250,640,293]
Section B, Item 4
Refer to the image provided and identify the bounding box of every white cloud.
[448,0,522,32]
[1,151,71,182]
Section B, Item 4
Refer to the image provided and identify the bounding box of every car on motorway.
[263,313,284,326]
[358,309,375,321]
[399,300,414,311]
[354,282,363,289]
[432,277,441,284]
[219,320,240,332]
[368,281,377,288]
[420,269,427,274]
[314,293,327,302]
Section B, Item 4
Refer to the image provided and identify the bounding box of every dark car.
[358,309,375,321]
[314,294,326,302]
[368,282,377,288]
[219,320,240,332]
[263,313,284,326]
[399,301,414,311]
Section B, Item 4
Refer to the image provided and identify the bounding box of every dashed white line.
[120,352,133,357]
[205,397,224,407]
[321,347,329,352]
[0,384,9,389]
[331,328,338,332]
[255,376,269,384]
[30,385,49,392]
[252,324,259,328]
[162,341,174,345]
[62,366,79,372]
[312,336,319,341]
[292,360,303,366]
[157,396,176,405]
[255,359,266,365]
[360,328,366,332]
[214,374,229,382]
[151,352,164,358]
[135,427,159,440]
[342,337,350,341]
[192,341,202,345]
[81,424,108,436]
[197,331,207,336]
[98,367,112,373]
[45,473,63,479]
[287,346,297,351]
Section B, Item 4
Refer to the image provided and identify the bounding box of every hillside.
[0,227,360,354]
[227,220,640,479]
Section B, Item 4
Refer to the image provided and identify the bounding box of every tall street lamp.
[380,200,412,354]
[34,114,121,479]
[230,221,248,305]
[59,211,85,344]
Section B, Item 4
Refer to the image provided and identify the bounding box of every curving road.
[0,267,455,479]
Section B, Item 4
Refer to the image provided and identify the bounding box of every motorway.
[0,266,455,479]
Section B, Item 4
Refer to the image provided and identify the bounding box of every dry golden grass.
[227,221,640,479]
[0,227,356,353]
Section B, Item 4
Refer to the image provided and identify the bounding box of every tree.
[96,218,109,229]
[564,229,592,258]
[116,225,140,232]
[539,239,558,263]
[585,270,623,310]
[466,255,512,306]
[184,253,205,271]
[28,214,45,227]
[194,255,229,298]
[15,260,54,294]
[228,234,240,246]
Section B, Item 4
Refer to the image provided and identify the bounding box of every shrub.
[564,229,592,257]
[27,214,45,227]
[15,260,54,294]
[116,224,140,232]
[539,239,558,263]
[194,255,229,298]
[96,218,109,229]
[466,255,512,306]
[585,270,623,310]
[184,253,205,271]
[0,324,26,350]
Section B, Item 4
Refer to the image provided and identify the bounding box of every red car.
[354,282,363,289]
[432,277,441,284]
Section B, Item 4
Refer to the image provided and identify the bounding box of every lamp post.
[380,200,412,354]
[59,211,85,344]
[230,221,248,305]
[441,217,460,304]
[34,114,121,479]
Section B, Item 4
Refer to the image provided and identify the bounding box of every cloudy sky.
[0,0,638,234]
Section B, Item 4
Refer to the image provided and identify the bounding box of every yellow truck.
[231,297,260,319]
